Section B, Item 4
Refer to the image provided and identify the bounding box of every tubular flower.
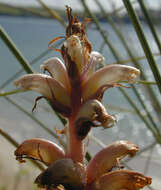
[75,99,116,140]
[14,6,151,190]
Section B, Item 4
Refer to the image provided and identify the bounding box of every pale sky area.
[0,0,161,12]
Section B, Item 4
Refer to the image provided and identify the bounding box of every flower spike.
[13,6,151,190]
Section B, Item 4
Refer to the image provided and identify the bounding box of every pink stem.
[66,116,84,164]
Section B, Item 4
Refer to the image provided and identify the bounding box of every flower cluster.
[14,6,151,190]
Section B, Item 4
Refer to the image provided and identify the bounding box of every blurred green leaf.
[0,26,33,74]
[123,0,161,94]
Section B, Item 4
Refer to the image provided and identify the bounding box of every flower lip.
[14,73,69,104]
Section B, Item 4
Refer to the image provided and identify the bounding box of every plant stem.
[112,53,161,65]
[0,26,33,74]
[132,85,160,134]
[67,116,84,163]
[0,39,64,90]
[0,128,44,171]
[108,0,138,16]
[138,0,161,53]
[4,96,58,139]
[122,0,161,94]
[37,0,66,27]
[0,89,27,96]
[120,88,161,144]
[81,0,121,63]
[0,128,19,147]
[0,49,50,89]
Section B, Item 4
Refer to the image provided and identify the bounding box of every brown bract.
[35,158,86,190]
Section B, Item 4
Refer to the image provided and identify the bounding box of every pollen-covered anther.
[127,67,140,83]
[93,105,117,128]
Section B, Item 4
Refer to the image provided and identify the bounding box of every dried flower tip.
[63,35,91,76]
[61,6,91,82]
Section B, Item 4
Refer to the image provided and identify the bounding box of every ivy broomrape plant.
[14,6,152,190]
